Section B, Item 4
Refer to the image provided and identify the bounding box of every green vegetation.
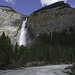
[0,27,75,69]
[0,32,13,69]
[29,27,75,64]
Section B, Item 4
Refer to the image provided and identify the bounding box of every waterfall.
[19,18,27,46]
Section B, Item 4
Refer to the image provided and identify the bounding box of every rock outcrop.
[27,1,75,43]
[0,5,27,44]
[0,1,75,45]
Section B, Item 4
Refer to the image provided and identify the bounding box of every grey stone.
[0,6,27,44]
[27,1,75,43]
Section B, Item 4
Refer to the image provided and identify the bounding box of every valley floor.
[0,64,72,75]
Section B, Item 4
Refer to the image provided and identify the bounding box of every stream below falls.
[0,64,72,75]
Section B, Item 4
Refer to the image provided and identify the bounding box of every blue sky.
[0,0,75,15]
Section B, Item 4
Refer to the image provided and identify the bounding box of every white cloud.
[40,0,67,7]
[4,0,16,5]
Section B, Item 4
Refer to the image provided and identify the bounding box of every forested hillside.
[0,27,75,69]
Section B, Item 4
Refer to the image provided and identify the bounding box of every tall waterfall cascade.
[19,18,27,46]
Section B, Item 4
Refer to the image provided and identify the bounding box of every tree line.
[0,27,75,69]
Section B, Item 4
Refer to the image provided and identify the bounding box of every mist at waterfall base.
[19,18,27,46]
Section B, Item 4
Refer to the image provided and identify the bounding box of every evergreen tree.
[0,32,13,69]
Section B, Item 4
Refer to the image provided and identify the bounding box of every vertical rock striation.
[0,5,27,44]
[27,1,75,43]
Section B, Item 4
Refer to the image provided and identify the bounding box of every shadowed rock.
[27,1,75,44]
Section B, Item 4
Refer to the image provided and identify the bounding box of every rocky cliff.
[27,1,75,43]
[0,5,27,44]
[0,1,75,45]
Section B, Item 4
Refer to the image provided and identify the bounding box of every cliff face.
[0,6,27,44]
[0,1,75,45]
[27,1,75,43]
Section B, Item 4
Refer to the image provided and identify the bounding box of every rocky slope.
[0,1,75,45]
[27,1,75,43]
[0,5,27,44]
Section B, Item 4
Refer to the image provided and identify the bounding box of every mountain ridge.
[27,1,75,44]
[0,1,75,45]
[32,1,71,15]
[0,5,27,44]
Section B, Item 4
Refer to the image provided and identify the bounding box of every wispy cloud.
[40,0,67,7]
[4,0,16,5]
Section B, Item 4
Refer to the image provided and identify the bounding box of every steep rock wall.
[0,6,27,44]
[27,1,75,43]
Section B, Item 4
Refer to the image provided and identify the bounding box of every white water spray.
[19,18,27,46]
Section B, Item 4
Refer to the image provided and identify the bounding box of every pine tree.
[0,32,13,69]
